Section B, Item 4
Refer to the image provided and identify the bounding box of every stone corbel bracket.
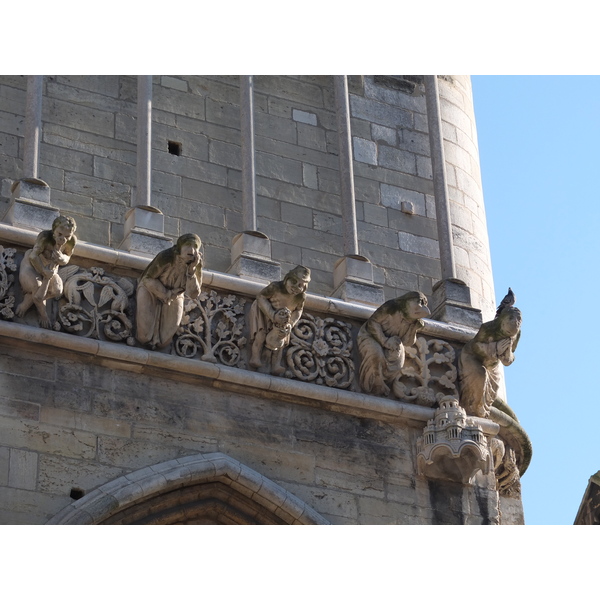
[416,397,492,484]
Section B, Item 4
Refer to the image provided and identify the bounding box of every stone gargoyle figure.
[16,215,77,328]
[357,291,430,396]
[489,437,521,497]
[249,265,311,375]
[458,291,522,418]
[135,233,203,349]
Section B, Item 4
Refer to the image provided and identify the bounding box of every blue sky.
[472,76,600,525]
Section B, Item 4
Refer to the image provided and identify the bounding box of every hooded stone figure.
[357,291,430,396]
[135,233,203,349]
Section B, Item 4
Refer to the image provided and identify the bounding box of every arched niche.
[47,452,330,525]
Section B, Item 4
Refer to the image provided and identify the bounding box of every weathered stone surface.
[4,199,59,230]
[8,449,38,490]
[0,75,522,524]
[353,137,377,165]
[297,123,326,152]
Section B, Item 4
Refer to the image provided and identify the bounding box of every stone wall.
[0,334,503,525]
[0,75,496,319]
[0,75,521,525]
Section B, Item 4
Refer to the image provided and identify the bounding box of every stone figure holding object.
[358,291,430,396]
[249,266,311,375]
[135,233,203,349]
[16,215,77,328]
[458,292,522,418]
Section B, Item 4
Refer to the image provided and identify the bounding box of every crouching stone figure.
[16,215,77,328]
[249,265,311,375]
[358,291,430,396]
[135,233,202,349]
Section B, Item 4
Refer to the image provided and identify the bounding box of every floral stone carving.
[285,312,355,388]
[393,336,458,407]
[416,397,491,484]
[357,291,430,396]
[174,289,247,367]
[135,233,203,349]
[249,265,311,375]
[459,290,522,418]
[58,266,135,343]
[0,246,17,320]
[16,215,77,328]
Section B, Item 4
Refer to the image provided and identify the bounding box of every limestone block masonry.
[0,75,528,524]
[0,76,495,317]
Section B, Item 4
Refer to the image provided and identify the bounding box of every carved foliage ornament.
[174,290,247,367]
[393,337,458,406]
[0,246,17,320]
[58,266,135,344]
[286,313,355,388]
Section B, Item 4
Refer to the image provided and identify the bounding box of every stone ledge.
[0,222,477,341]
[0,319,496,435]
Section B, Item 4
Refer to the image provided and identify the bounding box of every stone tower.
[0,75,530,524]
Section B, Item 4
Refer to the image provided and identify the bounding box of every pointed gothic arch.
[47,452,330,525]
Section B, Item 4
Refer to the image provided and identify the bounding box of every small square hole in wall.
[168,141,182,156]
[70,487,85,500]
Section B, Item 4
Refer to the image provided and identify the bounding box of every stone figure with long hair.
[135,233,202,349]
[459,304,522,418]
[358,291,430,396]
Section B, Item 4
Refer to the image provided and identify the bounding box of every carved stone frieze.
[285,312,355,389]
[174,290,247,368]
[393,336,458,407]
[0,246,17,320]
[57,266,136,344]
[416,397,490,484]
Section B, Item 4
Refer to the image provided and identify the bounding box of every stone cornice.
[0,319,499,436]
[0,223,533,475]
[0,222,477,342]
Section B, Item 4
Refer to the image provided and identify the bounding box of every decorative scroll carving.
[357,291,430,396]
[175,290,247,367]
[393,337,458,407]
[416,397,490,484]
[135,234,203,349]
[58,266,135,344]
[286,313,355,388]
[0,246,17,320]
[459,290,522,417]
[16,215,77,328]
[249,266,311,375]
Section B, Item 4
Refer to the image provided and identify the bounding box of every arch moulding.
[47,452,330,525]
